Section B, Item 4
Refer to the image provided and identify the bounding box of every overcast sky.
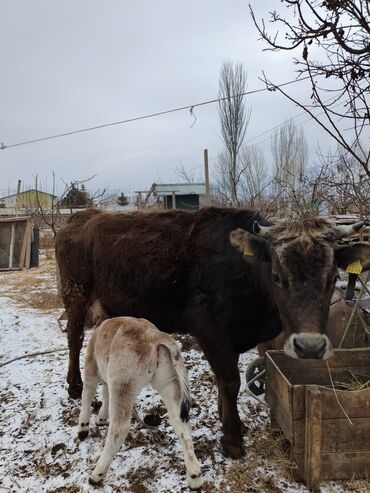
[0,0,360,197]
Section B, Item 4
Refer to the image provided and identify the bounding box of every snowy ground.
[0,251,369,493]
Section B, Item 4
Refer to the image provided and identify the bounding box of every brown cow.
[56,207,370,458]
[77,316,203,489]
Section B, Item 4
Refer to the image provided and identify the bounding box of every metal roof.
[153,183,206,196]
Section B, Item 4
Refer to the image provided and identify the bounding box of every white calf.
[77,316,203,490]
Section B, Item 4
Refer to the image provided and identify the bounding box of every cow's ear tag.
[346,260,363,275]
[243,244,253,257]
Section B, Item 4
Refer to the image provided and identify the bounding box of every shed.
[0,217,39,270]
[152,183,206,211]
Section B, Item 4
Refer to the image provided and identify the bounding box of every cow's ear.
[230,228,271,262]
[335,243,370,272]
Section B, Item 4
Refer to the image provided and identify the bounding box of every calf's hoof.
[89,472,105,485]
[221,437,244,459]
[68,382,83,399]
[187,472,204,490]
[78,430,89,440]
[96,417,109,426]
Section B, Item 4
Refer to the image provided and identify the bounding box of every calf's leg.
[152,348,203,490]
[78,376,99,439]
[96,383,109,426]
[89,380,135,485]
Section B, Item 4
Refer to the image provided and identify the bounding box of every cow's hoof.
[68,383,83,399]
[221,438,244,459]
[96,417,109,426]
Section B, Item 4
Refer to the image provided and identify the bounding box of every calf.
[77,316,203,490]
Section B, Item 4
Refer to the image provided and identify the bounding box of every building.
[138,183,206,211]
[0,190,57,211]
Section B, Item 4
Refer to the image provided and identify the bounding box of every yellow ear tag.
[243,244,253,257]
[346,260,363,275]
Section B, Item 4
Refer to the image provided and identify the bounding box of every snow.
[0,265,368,493]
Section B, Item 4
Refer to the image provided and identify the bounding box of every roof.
[152,183,206,196]
[0,189,57,200]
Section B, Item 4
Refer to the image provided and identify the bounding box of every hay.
[335,368,370,391]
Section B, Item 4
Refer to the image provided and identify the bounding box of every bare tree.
[250,0,370,174]
[175,162,200,184]
[29,174,105,237]
[272,119,309,215]
[218,61,250,206]
[239,145,270,208]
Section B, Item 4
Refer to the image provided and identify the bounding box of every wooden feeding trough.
[265,348,370,489]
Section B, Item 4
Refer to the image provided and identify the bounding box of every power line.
[0,76,311,150]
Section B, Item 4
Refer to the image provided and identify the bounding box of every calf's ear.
[230,228,271,262]
[335,243,370,272]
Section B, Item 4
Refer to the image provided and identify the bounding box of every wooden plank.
[9,223,15,268]
[292,385,305,419]
[265,353,292,419]
[293,385,370,420]
[266,384,294,442]
[18,220,32,269]
[294,452,370,481]
[320,452,370,480]
[320,417,370,453]
[0,216,28,223]
[283,366,370,387]
[304,388,322,489]
[267,348,370,369]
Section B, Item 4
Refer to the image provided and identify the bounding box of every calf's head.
[230,218,370,359]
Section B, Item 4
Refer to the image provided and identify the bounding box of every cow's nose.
[293,335,327,359]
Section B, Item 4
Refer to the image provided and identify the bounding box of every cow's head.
[230,218,370,359]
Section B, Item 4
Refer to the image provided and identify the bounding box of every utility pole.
[204,149,210,205]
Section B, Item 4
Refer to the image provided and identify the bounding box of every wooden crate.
[265,348,370,489]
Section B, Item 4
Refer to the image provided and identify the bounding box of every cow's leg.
[65,289,89,399]
[89,381,134,485]
[197,338,243,459]
[152,348,203,490]
[97,383,109,426]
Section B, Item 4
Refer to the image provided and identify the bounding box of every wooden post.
[137,192,142,210]
[304,387,322,490]
[19,220,32,269]
[15,179,21,217]
[9,224,15,268]
[204,149,210,205]
[172,191,176,209]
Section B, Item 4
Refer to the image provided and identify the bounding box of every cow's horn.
[253,221,273,238]
[334,221,365,238]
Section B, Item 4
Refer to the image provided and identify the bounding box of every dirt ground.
[0,241,369,493]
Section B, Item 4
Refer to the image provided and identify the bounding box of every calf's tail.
[158,335,192,422]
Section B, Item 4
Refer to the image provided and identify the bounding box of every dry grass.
[335,369,370,391]
[0,252,62,310]
[218,427,297,493]
[13,290,63,310]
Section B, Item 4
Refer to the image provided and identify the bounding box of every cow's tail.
[158,335,192,422]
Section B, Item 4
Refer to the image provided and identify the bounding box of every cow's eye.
[272,273,281,285]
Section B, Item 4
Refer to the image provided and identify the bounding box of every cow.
[77,316,203,490]
[55,207,370,458]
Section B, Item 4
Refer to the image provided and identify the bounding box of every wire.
[1,76,311,150]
